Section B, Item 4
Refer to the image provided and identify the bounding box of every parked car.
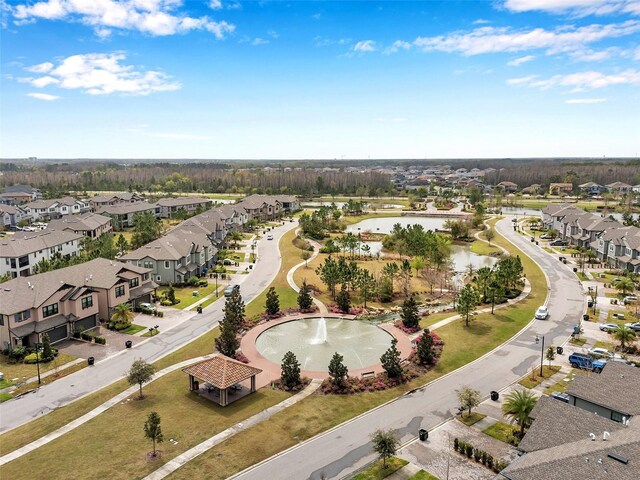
[535,306,549,320]
[266,234,274,240]
[139,302,157,313]
[623,295,638,305]
[623,321,640,332]
[587,347,615,359]
[550,240,568,246]
[224,285,239,297]
[599,323,619,332]
[568,353,606,372]
[539,234,553,240]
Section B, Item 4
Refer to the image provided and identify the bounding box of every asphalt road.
[231,217,586,480]
[0,221,298,433]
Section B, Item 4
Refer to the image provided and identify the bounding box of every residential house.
[97,202,160,230]
[0,229,83,278]
[0,204,29,230]
[120,226,217,285]
[568,215,621,248]
[0,258,155,348]
[541,203,583,232]
[548,183,574,195]
[237,195,282,221]
[496,181,519,193]
[181,210,228,246]
[521,184,542,195]
[617,230,640,273]
[606,182,633,194]
[272,195,300,213]
[0,185,42,204]
[215,204,249,231]
[579,182,606,196]
[567,360,640,422]
[88,192,145,209]
[155,196,212,219]
[500,395,639,480]
[47,213,113,239]
[25,197,91,222]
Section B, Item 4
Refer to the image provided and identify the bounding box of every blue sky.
[1,0,639,159]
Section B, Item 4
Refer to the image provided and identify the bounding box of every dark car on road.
[550,240,568,246]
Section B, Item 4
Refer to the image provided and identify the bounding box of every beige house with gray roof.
[0,258,155,348]
[97,201,160,230]
[47,212,113,239]
[155,196,212,219]
[25,196,91,222]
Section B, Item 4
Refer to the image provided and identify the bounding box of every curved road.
[231,216,585,480]
[0,221,298,433]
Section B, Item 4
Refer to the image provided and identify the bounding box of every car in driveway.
[138,302,157,313]
[568,353,606,372]
[599,323,619,332]
[535,306,549,320]
[550,240,568,247]
[539,234,553,240]
[587,347,615,359]
[624,321,640,332]
[623,295,638,305]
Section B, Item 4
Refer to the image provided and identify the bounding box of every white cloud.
[21,52,181,96]
[251,37,269,46]
[635,46,640,59]
[565,97,607,103]
[507,55,536,66]
[12,0,235,38]
[384,40,412,55]
[314,36,350,47]
[267,29,278,39]
[25,61,53,73]
[208,0,222,10]
[353,40,376,52]
[473,19,491,25]
[408,20,640,56]
[507,69,640,89]
[503,0,640,17]
[27,92,61,101]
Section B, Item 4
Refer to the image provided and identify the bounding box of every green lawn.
[118,324,146,335]
[158,282,220,310]
[0,392,13,403]
[0,369,290,480]
[420,310,457,328]
[0,378,14,389]
[410,471,440,480]
[351,457,409,480]
[457,412,486,426]
[577,272,589,281]
[518,365,561,389]
[0,353,77,383]
[569,337,587,347]
[482,421,519,444]
[469,238,502,256]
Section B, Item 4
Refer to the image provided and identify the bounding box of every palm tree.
[502,389,537,436]
[111,303,134,329]
[614,277,635,296]
[612,325,636,351]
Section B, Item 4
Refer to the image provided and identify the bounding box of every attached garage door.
[45,324,69,344]
[74,315,97,333]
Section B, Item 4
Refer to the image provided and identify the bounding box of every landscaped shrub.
[4,346,29,363]
[198,280,208,287]
[72,331,81,339]
[156,311,164,318]
[94,336,106,345]
[186,276,199,287]
[160,299,173,306]
[81,332,93,341]
[486,454,494,469]
[465,444,473,458]
[453,438,459,451]
[473,448,482,462]
[493,459,509,473]
[23,351,57,364]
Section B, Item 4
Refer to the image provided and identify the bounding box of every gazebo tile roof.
[183,355,262,389]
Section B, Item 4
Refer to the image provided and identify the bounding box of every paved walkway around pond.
[286,231,328,314]
[142,379,323,480]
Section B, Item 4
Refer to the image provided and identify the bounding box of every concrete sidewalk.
[142,379,323,480]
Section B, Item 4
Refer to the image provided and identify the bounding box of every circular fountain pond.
[255,317,394,372]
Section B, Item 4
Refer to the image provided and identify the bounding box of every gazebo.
[183,355,263,407]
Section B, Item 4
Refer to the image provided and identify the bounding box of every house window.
[115,285,125,298]
[164,261,170,268]
[81,296,93,309]
[611,411,624,423]
[156,275,161,282]
[0,316,3,326]
[129,277,139,288]
[42,303,59,318]
[14,310,31,322]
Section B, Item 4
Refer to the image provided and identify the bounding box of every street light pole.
[35,341,41,385]
[536,335,545,377]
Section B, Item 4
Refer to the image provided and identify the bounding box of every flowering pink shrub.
[394,320,420,334]
[233,351,250,364]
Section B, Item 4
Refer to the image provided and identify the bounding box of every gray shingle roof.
[155,197,212,207]
[0,258,151,314]
[519,396,624,453]
[567,361,640,416]
[47,213,111,232]
[0,229,82,257]
[25,196,84,209]
[97,202,157,215]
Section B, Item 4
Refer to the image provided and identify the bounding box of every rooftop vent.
[607,452,628,464]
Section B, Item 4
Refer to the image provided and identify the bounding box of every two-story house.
[0,204,29,230]
[0,229,83,278]
[88,192,145,209]
[155,197,213,219]
[238,195,283,221]
[47,213,113,239]
[0,258,155,348]
[215,204,249,231]
[606,182,633,194]
[96,202,160,230]
[617,229,640,273]
[548,183,574,195]
[120,227,217,285]
[578,181,606,196]
[25,197,91,222]
[0,185,42,204]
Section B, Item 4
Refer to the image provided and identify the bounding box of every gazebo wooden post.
[250,375,256,393]
[221,388,228,407]
[189,374,195,391]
